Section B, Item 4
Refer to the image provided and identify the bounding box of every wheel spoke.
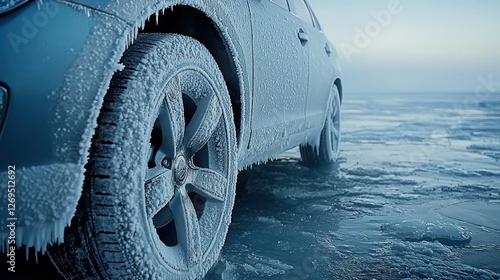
[187,168,227,202]
[331,100,338,117]
[145,170,174,220]
[160,76,185,156]
[332,125,340,140]
[184,95,222,157]
[170,190,202,266]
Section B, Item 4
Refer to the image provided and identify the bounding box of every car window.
[290,0,313,26]
[307,3,322,30]
[270,0,290,11]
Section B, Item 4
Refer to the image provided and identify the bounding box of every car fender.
[0,0,131,252]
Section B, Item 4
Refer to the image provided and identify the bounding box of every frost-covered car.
[0,0,341,278]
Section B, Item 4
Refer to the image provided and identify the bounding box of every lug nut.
[161,158,171,169]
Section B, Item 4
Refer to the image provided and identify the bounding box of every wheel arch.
[334,78,343,103]
[137,5,244,144]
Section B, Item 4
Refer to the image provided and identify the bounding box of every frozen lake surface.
[206,92,500,279]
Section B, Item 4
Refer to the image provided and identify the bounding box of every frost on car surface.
[0,0,341,278]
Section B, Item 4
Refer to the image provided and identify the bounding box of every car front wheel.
[51,33,237,279]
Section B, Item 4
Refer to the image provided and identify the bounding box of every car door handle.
[298,29,309,45]
[325,43,332,55]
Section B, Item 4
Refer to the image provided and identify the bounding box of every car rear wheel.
[50,33,237,279]
[300,85,341,165]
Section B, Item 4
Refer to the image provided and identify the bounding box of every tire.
[50,34,237,279]
[300,85,341,165]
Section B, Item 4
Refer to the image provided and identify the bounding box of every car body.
[0,0,341,278]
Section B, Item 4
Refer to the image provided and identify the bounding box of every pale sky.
[308,0,500,94]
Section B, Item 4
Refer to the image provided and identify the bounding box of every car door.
[289,0,335,132]
[247,0,309,151]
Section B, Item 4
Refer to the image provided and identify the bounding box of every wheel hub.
[173,155,188,185]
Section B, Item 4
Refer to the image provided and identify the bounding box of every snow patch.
[381,219,472,246]
[243,255,293,277]
[256,216,283,226]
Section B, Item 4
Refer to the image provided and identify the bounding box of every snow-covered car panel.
[0,1,133,251]
[247,0,311,161]
[0,1,94,167]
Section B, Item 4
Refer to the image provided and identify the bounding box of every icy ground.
[206,92,500,280]
[2,92,498,279]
